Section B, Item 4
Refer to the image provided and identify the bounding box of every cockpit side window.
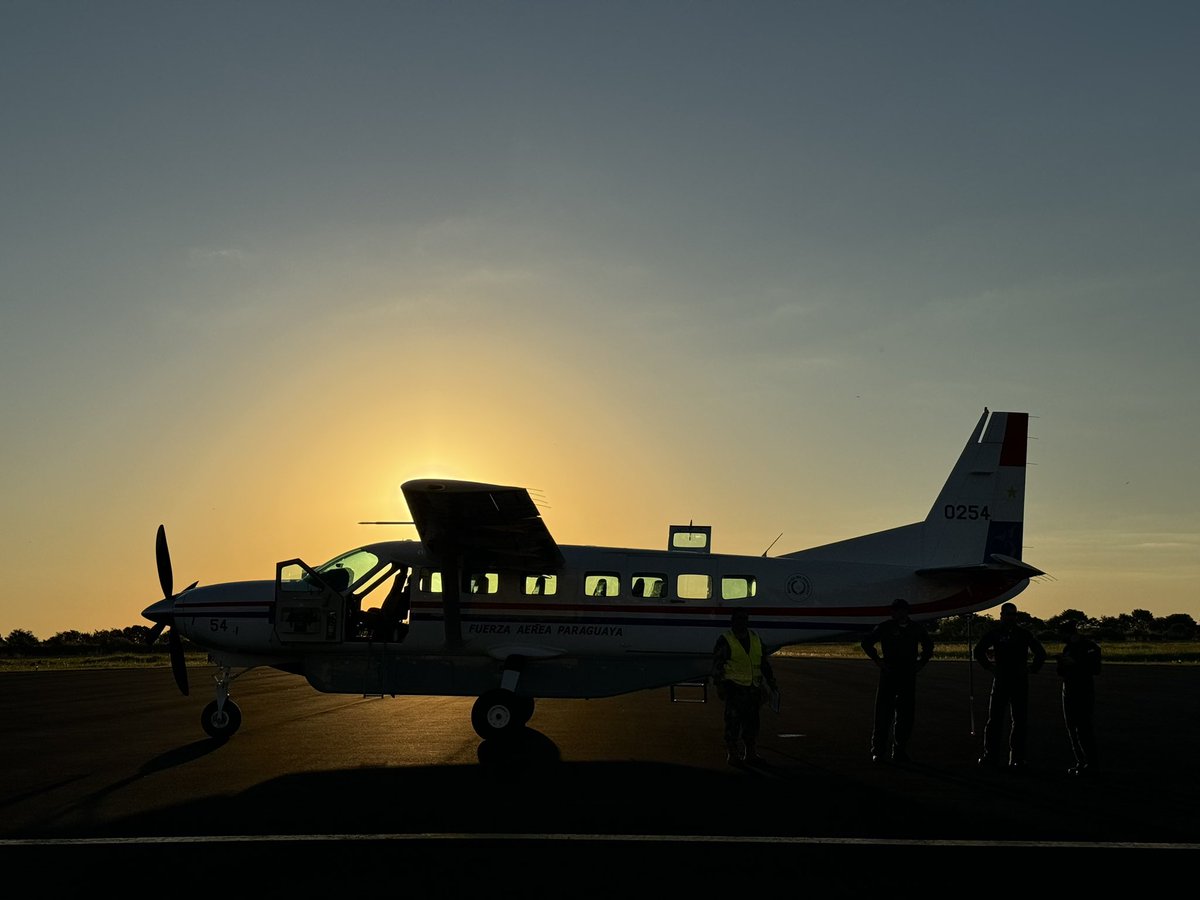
[350,562,395,598]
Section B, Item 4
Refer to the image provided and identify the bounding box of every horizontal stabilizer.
[917,553,1045,578]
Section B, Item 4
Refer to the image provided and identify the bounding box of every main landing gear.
[471,689,535,740]
[470,656,535,740]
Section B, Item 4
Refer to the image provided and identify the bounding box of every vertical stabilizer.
[920,409,1029,569]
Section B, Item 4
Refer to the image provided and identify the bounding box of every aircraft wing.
[401,479,565,571]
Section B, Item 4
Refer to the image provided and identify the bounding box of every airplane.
[142,407,1043,741]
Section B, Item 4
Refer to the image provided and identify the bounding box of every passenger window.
[467,573,496,595]
[524,574,558,596]
[631,574,666,599]
[585,573,619,597]
[419,570,443,593]
[721,576,757,600]
[677,574,712,600]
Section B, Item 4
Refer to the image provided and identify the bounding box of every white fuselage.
[168,538,1027,699]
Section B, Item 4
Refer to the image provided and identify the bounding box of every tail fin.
[917,408,1041,574]
[782,408,1041,576]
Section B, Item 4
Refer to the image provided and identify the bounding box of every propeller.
[143,524,195,696]
[157,522,173,601]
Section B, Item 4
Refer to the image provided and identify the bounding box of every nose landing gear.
[201,663,245,739]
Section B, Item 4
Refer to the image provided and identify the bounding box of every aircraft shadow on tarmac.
[140,738,230,775]
[99,728,764,840]
[40,719,1200,846]
[68,727,1083,844]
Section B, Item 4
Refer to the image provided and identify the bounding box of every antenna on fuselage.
[762,533,783,557]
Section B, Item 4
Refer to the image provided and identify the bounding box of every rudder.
[921,409,1030,569]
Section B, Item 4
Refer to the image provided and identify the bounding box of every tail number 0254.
[944,505,990,520]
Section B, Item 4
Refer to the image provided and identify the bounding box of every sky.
[3,2,1198,639]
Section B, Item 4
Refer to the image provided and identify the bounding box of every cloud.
[187,247,248,264]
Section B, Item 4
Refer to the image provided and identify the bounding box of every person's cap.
[731,608,749,621]
[1000,602,1017,615]
[890,598,910,610]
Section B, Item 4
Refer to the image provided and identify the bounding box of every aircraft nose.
[142,596,175,625]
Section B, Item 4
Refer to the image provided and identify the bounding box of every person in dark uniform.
[974,602,1047,770]
[712,609,778,765]
[860,598,935,763]
[1056,619,1102,776]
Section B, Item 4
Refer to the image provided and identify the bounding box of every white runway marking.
[2,834,1197,850]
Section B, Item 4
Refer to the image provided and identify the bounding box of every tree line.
[1,607,1197,658]
[0,625,193,657]
[929,608,1197,642]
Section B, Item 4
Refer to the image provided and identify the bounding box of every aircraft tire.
[201,699,242,739]
[515,695,535,725]
[471,689,524,740]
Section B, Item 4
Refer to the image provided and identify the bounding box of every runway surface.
[2,657,1197,892]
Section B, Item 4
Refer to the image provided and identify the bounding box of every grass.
[776,641,1200,663]
[0,652,213,672]
[2,642,1198,672]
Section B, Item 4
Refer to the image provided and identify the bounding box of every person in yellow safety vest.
[712,608,778,765]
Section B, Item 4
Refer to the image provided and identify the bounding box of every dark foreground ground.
[1,658,1196,894]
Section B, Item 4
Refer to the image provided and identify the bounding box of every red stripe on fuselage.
[409,575,1022,620]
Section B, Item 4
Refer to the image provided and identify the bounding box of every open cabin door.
[274,559,347,644]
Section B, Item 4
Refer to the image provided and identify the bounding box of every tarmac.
[1,657,1196,893]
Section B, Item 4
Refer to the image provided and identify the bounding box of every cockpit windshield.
[308,548,383,593]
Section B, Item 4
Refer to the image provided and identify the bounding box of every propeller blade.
[145,622,166,645]
[168,629,189,696]
[156,524,173,599]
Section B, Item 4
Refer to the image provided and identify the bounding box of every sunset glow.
[2,4,1198,639]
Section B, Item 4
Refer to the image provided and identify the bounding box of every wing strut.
[443,556,463,648]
